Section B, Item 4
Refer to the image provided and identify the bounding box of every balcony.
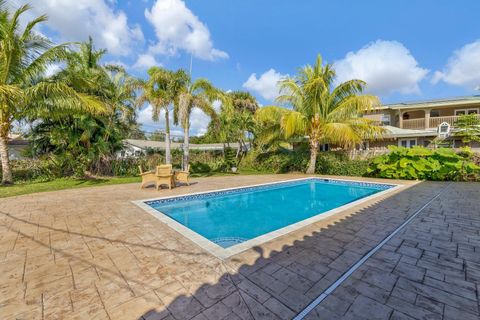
[401,114,480,130]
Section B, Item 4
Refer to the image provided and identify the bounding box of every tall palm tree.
[175,77,222,170]
[0,2,106,184]
[215,91,258,156]
[256,55,384,174]
[55,37,136,142]
[134,67,188,164]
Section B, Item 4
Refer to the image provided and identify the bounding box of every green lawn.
[0,176,141,198]
[0,169,267,198]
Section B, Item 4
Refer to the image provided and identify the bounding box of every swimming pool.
[135,178,397,258]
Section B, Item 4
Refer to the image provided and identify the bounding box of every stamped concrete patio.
[0,175,479,320]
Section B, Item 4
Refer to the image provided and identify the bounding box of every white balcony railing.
[401,114,480,130]
[402,118,425,129]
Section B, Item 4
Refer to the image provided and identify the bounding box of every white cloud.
[133,54,161,70]
[334,40,429,95]
[432,40,480,88]
[189,108,213,136]
[15,0,143,56]
[144,0,228,61]
[242,69,287,101]
[137,105,214,136]
[212,100,222,112]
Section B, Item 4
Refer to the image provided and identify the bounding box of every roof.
[382,95,480,110]
[123,139,240,151]
[382,126,438,138]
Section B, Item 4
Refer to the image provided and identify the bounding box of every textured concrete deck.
[0,175,478,319]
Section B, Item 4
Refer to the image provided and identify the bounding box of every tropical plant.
[255,106,292,151]
[55,37,136,123]
[242,148,369,176]
[27,38,137,177]
[210,91,257,161]
[29,114,125,176]
[174,77,222,170]
[0,2,106,184]
[367,146,480,181]
[227,91,259,114]
[454,114,480,146]
[133,67,189,164]
[255,55,384,173]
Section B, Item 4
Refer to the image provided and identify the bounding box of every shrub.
[241,149,369,176]
[316,153,370,176]
[367,146,480,181]
[241,149,308,173]
[0,159,55,182]
[190,161,212,173]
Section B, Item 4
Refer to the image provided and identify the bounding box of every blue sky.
[15,0,480,135]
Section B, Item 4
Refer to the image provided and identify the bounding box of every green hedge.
[0,159,56,182]
[3,149,227,183]
[241,149,308,173]
[10,146,476,183]
[240,149,369,176]
[367,146,480,181]
[315,152,370,176]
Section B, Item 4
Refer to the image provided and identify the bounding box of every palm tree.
[0,2,106,184]
[55,37,136,142]
[175,77,222,170]
[215,91,258,157]
[227,91,258,114]
[134,67,188,164]
[256,55,384,174]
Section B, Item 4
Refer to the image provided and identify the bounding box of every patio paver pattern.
[0,175,478,319]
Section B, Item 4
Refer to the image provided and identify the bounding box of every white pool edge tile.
[132,177,404,260]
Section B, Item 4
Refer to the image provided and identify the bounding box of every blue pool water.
[146,179,391,248]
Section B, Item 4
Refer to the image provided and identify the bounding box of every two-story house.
[363,96,480,150]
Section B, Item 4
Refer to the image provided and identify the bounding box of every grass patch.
[0,176,141,198]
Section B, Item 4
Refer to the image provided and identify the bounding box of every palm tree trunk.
[165,109,171,164]
[183,124,189,171]
[306,140,318,174]
[0,133,13,184]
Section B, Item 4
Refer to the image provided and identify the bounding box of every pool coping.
[132,177,404,259]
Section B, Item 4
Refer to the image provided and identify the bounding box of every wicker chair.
[139,165,156,189]
[175,165,190,186]
[155,164,175,190]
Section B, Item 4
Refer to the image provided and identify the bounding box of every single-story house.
[118,139,246,158]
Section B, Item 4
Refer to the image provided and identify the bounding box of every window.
[399,139,417,148]
[430,110,440,117]
[320,144,329,152]
[438,122,451,138]
[439,122,450,134]
[455,108,479,116]
[381,114,391,125]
